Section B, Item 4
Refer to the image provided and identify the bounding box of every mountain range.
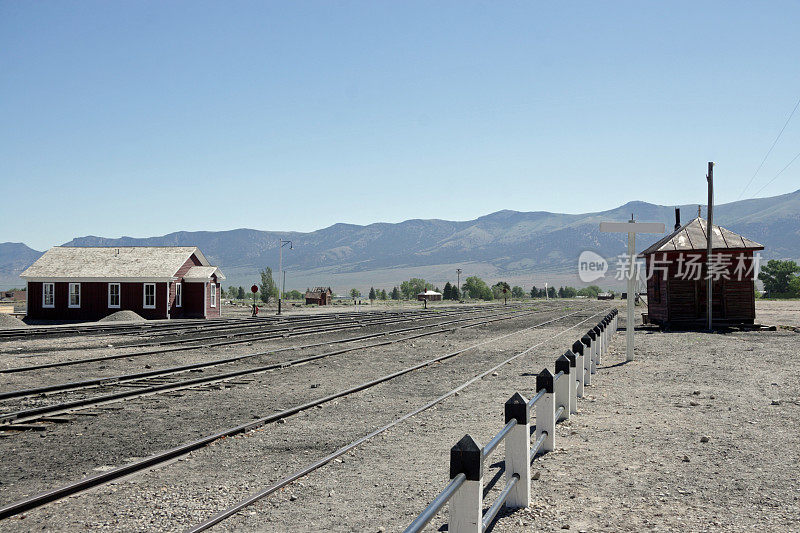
[2,189,799,292]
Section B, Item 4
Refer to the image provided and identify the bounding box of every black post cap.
[571,340,584,355]
[536,368,554,393]
[581,334,592,346]
[505,392,528,424]
[593,325,602,335]
[450,434,483,481]
[555,354,571,375]
[564,349,576,367]
[587,329,596,340]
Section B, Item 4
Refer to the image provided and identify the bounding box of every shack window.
[175,283,182,307]
[43,283,55,308]
[108,283,120,308]
[68,283,81,308]
[210,284,216,307]
[143,283,156,309]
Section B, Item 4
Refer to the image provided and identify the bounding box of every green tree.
[492,281,511,300]
[511,286,524,298]
[443,282,453,300]
[284,289,303,300]
[463,276,493,300]
[259,268,279,304]
[228,286,238,300]
[350,288,361,298]
[451,285,461,300]
[530,286,538,298]
[380,289,388,300]
[789,276,800,297]
[758,260,800,296]
[400,278,431,299]
[561,286,578,298]
[391,287,400,300]
[577,285,602,298]
[238,286,246,300]
[369,287,377,300]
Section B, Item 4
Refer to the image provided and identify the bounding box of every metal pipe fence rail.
[404,308,618,533]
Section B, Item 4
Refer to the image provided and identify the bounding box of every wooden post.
[555,354,571,421]
[571,340,585,398]
[504,393,530,508]
[706,161,714,331]
[626,221,635,361]
[564,350,578,414]
[535,369,555,452]
[449,435,483,533]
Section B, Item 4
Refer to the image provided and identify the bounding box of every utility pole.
[706,162,714,331]
[545,282,548,300]
[456,268,462,301]
[277,239,292,315]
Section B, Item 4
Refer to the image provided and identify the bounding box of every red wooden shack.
[305,287,333,305]
[640,216,763,328]
[21,247,225,321]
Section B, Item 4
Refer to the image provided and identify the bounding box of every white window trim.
[108,283,121,309]
[68,283,81,308]
[210,284,216,308]
[143,283,156,309]
[175,282,182,307]
[42,282,55,308]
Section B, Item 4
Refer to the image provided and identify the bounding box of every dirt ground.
[0,300,797,532]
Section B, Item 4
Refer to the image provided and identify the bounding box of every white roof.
[183,265,226,281]
[418,290,442,296]
[20,246,214,281]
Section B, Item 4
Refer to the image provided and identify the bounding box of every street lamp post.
[277,239,292,315]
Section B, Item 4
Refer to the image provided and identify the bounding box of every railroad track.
[0,304,604,521]
[0,306,549,425]
[0,304,525,374]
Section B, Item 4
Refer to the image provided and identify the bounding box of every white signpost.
[599,217,665,361]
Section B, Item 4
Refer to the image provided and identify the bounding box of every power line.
[738,95,800,200]
[751,148,800,197]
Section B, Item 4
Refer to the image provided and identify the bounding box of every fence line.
[404,308,619,533]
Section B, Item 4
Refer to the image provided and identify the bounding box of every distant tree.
[391,287,400,300]
[557,286,565,298]
[259,268,279,304]
[400,278,431,299]
[380,289,388,300]
[758,260,800,296]
[238,286,246,300]
[443,282,453,300]
[511,286,524,298]
[547,286,557,299]
[369,287,377,300]
[789,276,800,298]
[463,276,493,300]
[577,285,602,298]
[492,281,511,300]
[284,289,303,300]
[451,285,461,300]
[228,286,238,300]
[350,288,361,298]
[561,286,578,298]
[530,286,538,298]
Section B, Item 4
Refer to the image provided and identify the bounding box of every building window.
[108,283,121,308]
[68,283,81,308]
[143,283,156,309]
[43,283,55,308]
[210,284,216,307]
[175,283,182,307]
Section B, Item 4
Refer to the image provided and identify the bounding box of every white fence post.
[449,435,483,533]
[554,354,571,421]
[504,393,530,508]
[588,329,598,375]
[564,350,578,414]
[581,334,592,386]
[535,369,555,453]
[595,324,603,365]
[571,340,585,398]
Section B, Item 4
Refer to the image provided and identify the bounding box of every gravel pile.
[99,310,145,323]
[0,313,27,329]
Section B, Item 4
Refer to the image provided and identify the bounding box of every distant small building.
[305,287,333,305]
[417,290,443,302]
[640,216,763,328]
[21,247,225,321]
[597,292,614,300]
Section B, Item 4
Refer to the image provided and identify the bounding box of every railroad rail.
[0,307,556,425]
[0,305,599,520]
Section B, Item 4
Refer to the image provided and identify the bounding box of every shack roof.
[183,265,226,281]
[20,246,214,281]
[640,217,764,255]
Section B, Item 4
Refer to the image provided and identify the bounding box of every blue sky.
[2,1,799,250]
